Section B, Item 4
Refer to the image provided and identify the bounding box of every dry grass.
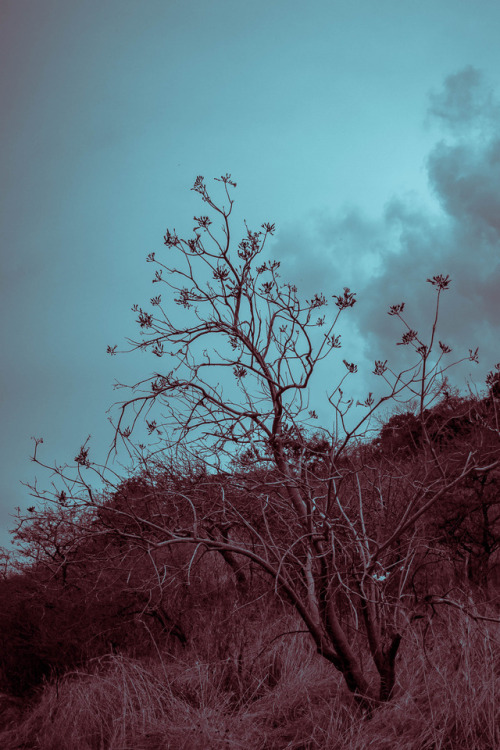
[2,607,499,750]
[347,609,500,750]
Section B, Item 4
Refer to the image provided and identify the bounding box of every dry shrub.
[0,655,169,750]
[0,653,263,750]
[2,605,499,750]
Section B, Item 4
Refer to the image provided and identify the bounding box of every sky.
[2,0,500,550]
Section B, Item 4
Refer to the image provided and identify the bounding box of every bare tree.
[26,175,500,710]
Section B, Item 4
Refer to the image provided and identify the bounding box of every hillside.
[1,386,499,749]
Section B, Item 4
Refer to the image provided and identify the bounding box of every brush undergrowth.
[2,606,499,750]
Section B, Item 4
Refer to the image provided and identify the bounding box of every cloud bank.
[273,67,500,398]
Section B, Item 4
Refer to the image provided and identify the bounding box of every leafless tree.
[25,175,500,710]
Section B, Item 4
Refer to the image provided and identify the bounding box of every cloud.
[426,66,498,136]
[272,67,500,400]
[427,138,500,233]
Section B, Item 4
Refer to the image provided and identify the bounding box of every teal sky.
[2,0,500,550]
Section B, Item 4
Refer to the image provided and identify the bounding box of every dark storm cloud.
[273,67,500,393]
[427,138,500,232]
